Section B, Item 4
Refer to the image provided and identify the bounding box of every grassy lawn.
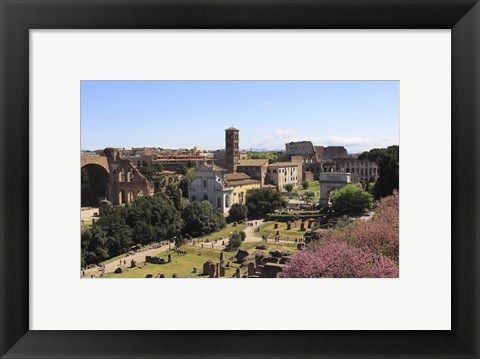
[194,223,247,243]
[285,181,321,203]
[104,246,243,278]
[254,221,307,241]
[82,219,93,229]
[99,224,246,270]
[240,241,298,254]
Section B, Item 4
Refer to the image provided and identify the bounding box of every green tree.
[228,230,245,251]
[227,203,248,223]
[182,201,226,238]
[125,195,183,244]
[246,188,287,218]
[153,162,164,172]
[164,183,182,209]
[301,181,309,190]
[137,165,157,183]
[329,184,374,214]
[178,167,195,198]
[81,226,110,266]
[284,183,294,192]
[359,145,399,199]
[304,191,315,203]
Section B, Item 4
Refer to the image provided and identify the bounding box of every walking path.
[81,242,171,278]
[82,220,300,278]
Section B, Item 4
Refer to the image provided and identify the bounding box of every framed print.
[1,0,479,358]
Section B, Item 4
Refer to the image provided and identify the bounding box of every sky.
[81,80,399,153]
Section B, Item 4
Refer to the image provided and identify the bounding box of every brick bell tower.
[225,127,240,173]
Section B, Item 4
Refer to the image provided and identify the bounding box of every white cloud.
[272,128,299,139]
[263,100,276,105]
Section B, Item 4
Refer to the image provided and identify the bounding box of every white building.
[188,163,234,215]
[266,162,299,191]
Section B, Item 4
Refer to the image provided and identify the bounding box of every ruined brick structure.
[81,148,154,206]
[285,141,378,183]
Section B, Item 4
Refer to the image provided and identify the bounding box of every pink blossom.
[284,242,398,278]
[284,193,399,278]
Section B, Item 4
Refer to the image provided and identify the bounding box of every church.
[188,128,261,215]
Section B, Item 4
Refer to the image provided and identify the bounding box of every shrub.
[330,184,373,214]
[302,181,309,190]
[284,183,294,192]
[227,203,248,223]
[228,231,246,251]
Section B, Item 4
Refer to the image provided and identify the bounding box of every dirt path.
[81,242,172,278]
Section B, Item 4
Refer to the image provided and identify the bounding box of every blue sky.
[81,80,399,153]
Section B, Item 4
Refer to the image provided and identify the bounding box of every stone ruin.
[203,260,216,278]
[145,256,167,265]
[114,267,123,274]
[286,219,302,230]
[235,246,291,278]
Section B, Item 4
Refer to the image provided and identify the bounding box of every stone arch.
[81,163,109,207]
[118,189,126,204]
[225,194,231,208]
[203,194,208,201]
[127,190,135,204]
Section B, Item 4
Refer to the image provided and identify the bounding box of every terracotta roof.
[238,159,269,167]
[224,172,260,186]
[268,162,298,167]
[224,172,252,181]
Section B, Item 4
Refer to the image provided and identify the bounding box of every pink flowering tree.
[283,192,399,278]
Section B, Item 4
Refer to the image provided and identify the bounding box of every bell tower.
[225,127,239,173]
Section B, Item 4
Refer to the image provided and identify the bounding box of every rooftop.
[238,159,269,167]
[268,162,298,167]
[224,172,260,186]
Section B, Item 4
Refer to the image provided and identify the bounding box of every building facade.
[188,163,234,215]
[188,163,260,215]
[236,159,269,186]
[266,162,299,191]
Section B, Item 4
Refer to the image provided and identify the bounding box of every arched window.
[127,190,134,203]
[225,194,231,208]
[217,197,221,208]
[191,195,196,201]
[127,168,135,182]
[203,194,208,201]
[119,168,126,182]
[119,190,125,204]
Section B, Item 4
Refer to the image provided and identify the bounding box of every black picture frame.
[1,0,479,358]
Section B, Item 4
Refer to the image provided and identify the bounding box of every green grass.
[104,246,244,278]
[284,181,321,203]
[254,221,307,241]
[99,224,246,272]
[240,241,298,253]
[194,223,247,243]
